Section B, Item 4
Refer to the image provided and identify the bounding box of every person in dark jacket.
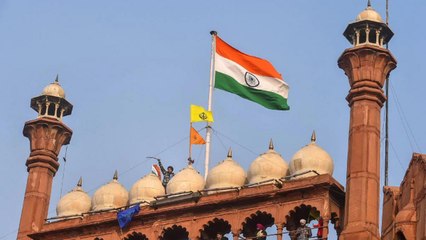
[156,159,174,187]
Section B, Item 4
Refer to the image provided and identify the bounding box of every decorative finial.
[210,30,217,36]
[269,139,274,150]
[227,148,232,158]
[367,0,371,7]
[311,131,316,143]
[77,177,82,187]
[113,170,118,180]
[55,74,59,83]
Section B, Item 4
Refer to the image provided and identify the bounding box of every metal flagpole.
[189,123,193,161]
[204,30,217,179]
[384,0,390,186]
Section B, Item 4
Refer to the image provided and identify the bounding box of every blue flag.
[117,204,140,229]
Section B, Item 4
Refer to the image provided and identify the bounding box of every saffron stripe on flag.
[216,36,283,79]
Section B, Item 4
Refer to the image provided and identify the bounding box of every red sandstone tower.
[338,3,397,239]
[17,78,73,240]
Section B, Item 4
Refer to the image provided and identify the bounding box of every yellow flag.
[190,105,214,122]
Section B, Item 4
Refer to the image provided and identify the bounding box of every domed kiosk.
[129,173,165,205]
[247,140,289,184]
[56,177,91,217]
[166,164,205,195]
[205,148,246,190]
[91,171,129,211]
[289,132,334,179]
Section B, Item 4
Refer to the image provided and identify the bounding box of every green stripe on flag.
[215,72,290,110]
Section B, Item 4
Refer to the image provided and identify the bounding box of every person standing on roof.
[156,158,175,187]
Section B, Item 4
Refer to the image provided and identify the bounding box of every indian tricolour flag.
[214,36,289,110]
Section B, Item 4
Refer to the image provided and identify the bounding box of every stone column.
[276,223,284,240]
[17,118,72,240]
[232,230,241,240]
[322,217,330,240]
[338,46,396,240]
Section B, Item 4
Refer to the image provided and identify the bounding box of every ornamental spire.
[227,148,232,158]
[269,139,274,150]
[311,131,316,143]
[77,177,82,187]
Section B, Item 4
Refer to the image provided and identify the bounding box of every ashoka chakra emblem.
[244,72,260,87]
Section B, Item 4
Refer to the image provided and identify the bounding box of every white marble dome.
[166,164,205,194]
[206,148,246,189]
[92,171,129,211]
[356,4,383,23]
[289,132,334,178]
[129,173,165,205]
[42,77,66,98]
[247,140,289,184]
[56,178,91,217]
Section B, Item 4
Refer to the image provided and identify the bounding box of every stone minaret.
[338,2,396,239]
[17,77,73,240]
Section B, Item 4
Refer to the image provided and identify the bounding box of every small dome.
[166,164,205,194]
[129,173,165,205]
[92,171,129,211]
[42,76,66,98]
[56,178,91,217]
[356,5,383,23]
[289,132,334,178]
[247,140,289,184]
[206,148,246,189]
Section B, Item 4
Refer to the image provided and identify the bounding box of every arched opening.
[123,231,148,240]
[56,106,62,118]
[161,225,189,240]
[47,103,56,117]
[396,231,407,240]
[285,204,320,240]
[200,218,231,240]
[40,104,47,116]
[241,211,275,239]
[359,29,367,44]
[368,28,377,45]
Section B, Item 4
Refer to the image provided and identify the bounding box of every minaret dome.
[343,1,393,48]
[30,75,73,121]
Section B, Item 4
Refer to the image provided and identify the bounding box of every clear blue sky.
[1,1,425,239]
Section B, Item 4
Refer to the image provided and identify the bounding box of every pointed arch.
[241,210,275,238]
[123,231,148,240]
[160,225,189,240]
[396,231,407,240]
[199,218,232,240]
[284,204,320,234]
